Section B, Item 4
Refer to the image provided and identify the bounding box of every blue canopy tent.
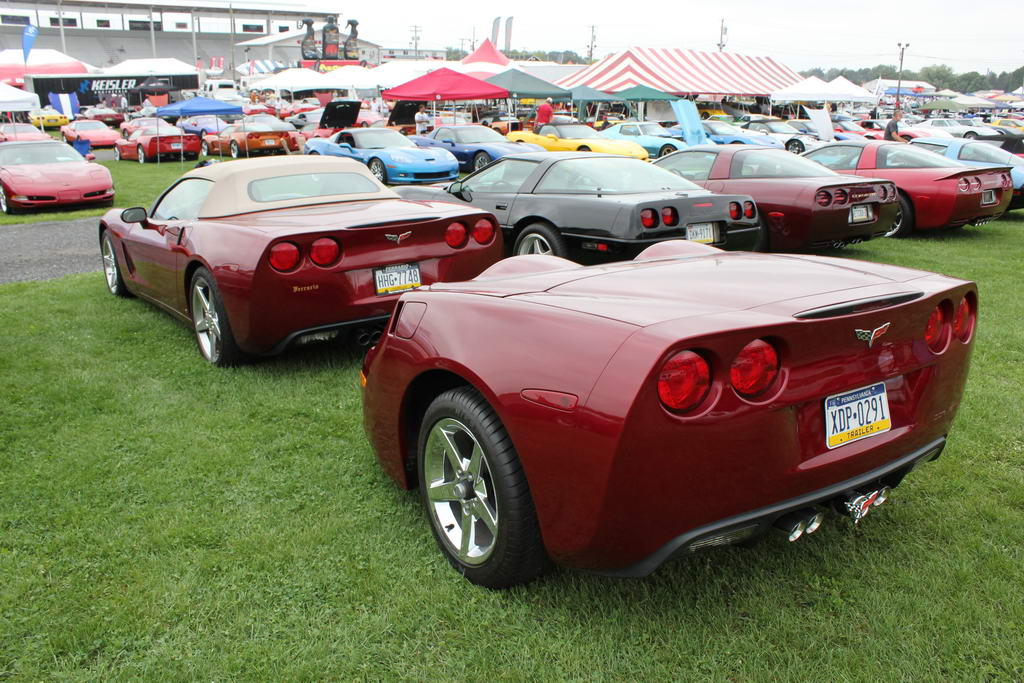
[884,87,927,97]
[154,97,244,164]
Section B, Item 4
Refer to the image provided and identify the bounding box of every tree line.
[446,48,589,64]
[802,64,1024,94]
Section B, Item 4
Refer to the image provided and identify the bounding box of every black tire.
[417,386,550,589]
[188,267,244,366]
[513,222,567,257]
[100,230,132,298]
[887,192,915,238]
[472,151,491,171]
[0,184,19,214]
[577,146,591,152]
[137,145,146,164]
[230,141,241,159]
[368,158,387,183]
[786,139,805,154]
[964,131,977,140]
[658,145,675,158]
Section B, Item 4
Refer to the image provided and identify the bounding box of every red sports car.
[98,155,502,365]
[362,240,977,587]
[60,119,122,148]
[654,146,899,250]
[0,140,113,213]
[79,106,125,125]
[120,116,164,136]
[804,140,1012,237]
[0,123,51,142]
[114,125,201,163]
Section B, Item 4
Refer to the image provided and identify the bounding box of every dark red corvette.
[654,146,899,250]
[99,156,502,365]
[804,140,1012,237]
[363,241,976,587]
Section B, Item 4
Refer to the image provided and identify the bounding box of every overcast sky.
[306,0,1021,76]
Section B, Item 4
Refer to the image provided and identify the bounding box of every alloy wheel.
[101,235,118,292]
[191,279,222,363]
[516,233,553,255]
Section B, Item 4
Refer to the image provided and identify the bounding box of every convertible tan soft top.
[186,155,399,218]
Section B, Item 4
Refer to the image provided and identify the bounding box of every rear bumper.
[599,437,946,577]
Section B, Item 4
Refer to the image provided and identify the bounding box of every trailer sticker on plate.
[374,262,421,295]
[686,222,716,243]
[824,381,891,449]
[849,203,871,223]
[981,189,996,205]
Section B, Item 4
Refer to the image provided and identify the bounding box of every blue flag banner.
[48,92,80,117]
[22,24,39,63]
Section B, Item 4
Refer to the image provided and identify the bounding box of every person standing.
[414,104,431,134]
[534,97,553,132]
[885,109,908,143]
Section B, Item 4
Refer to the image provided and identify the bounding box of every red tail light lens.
[815,190,832,207]
[657,350,711,412]
[661,206,679,226]
[730,339,779,398]
[832,188,849,205]
[471,218,495,244]
[957,177,970,192]
[924,304,946,353]
[953,297,974,342]
[269,242,301,271]
[743,201,756,218]
[1002,173,1013,189]
[970,177,982,191]
[309,237,340,266]
[640,208,658,228]
[445,221,468,248]
[728,202,741,220]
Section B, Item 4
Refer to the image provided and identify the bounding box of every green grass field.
[1,218,1022,678]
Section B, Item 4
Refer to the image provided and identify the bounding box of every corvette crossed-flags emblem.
[854,322,891,348]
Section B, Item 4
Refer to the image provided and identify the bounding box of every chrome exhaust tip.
[804,511,825,535]
[774,511,809,542]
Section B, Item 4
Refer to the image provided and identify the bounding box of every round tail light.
[815,189,832,207]
[1002,173,1013,189]
[658,350,711,412]
[952,296,974,342]
[924,304,946,353]
[471,218,495,244]
[957,177,970,192]
[728,202,741,220]
[661,206,679,226]
[730,339,779,398]
[445,221,468,248]
[833,188,849,205]
[970,177,982,191]
[269,241,301,271]
[640,208,658,228]
[743,201,756,218]
[309,237,340,266]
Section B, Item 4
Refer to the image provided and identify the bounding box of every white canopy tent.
[104,58,196,75]
[0,82,40,111]
[318,65,377,90]
[771,75,876,103]
[828,76,877,102]
[252,67,332,93]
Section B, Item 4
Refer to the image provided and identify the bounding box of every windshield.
[0,124,41,134]
[877,144,959,169]
[535,157,701,194]
[243,119,294,131]
[705,121,744,135]
[89,108,115,115]
[732,149,839,178]
[956,119,986,127]
[135,125,183,137]
[959,143,1024,166]
[352,129,415,148]
[454,126,505,143]
[0,143,84,165]
[552,124,601,139]
[75,121,107,130]
[836,121,865,131]
[637,123,670,136]
[765,122,801,134]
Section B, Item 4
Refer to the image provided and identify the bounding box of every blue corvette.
[410,124,543,172]
[909,137,1024,210]
[177,115,231,137]
[668,120,783,148]
[305,127,459,184]
[599,122,687,158]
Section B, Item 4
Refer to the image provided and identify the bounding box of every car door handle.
[495,204,507,210]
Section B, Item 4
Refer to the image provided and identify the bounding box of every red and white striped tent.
[556,47,801,97]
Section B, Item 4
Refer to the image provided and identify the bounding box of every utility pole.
[896,42,909,111]
[587,25,596,63]
[410,25,421,59]
[717,19,727,51]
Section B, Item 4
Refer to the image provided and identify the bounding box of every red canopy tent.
[0,48,91,86]
[382,68,509,101]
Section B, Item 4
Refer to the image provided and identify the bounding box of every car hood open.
[319,100,361,129]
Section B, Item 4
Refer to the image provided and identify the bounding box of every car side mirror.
[444,140,455,145]
[546,134,557,139]
[121,206,148,224]
[336,142,352,150]
[85,153,96,161]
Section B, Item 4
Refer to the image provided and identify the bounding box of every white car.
[915,118,1003,138]
[740,120,825,154]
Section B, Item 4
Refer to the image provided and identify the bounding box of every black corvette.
[394,152,762,260]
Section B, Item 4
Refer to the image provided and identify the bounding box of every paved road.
[0,217,101,284]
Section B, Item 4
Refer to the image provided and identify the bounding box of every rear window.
[876,145,956,169]
[247,172,380,202]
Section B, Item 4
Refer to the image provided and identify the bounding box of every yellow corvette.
[28,108,70,128]
[508,123,648,160]
[989,118,1024,133]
